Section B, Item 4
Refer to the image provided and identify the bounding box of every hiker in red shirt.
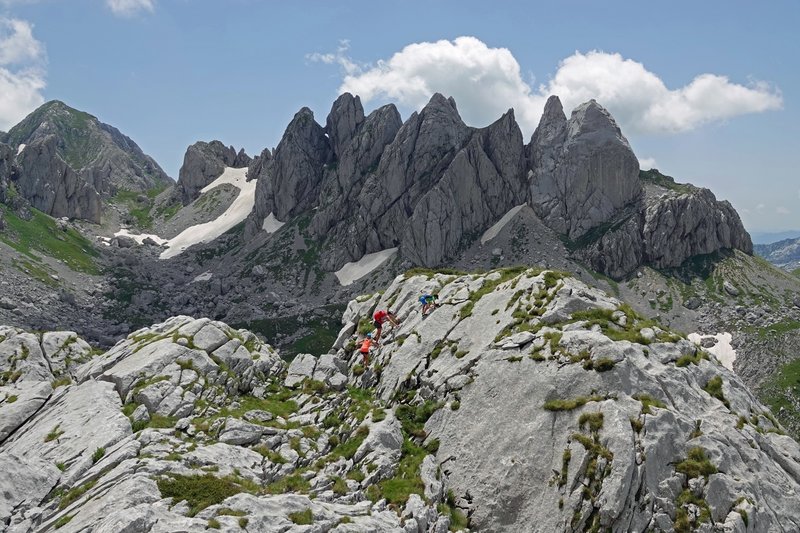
[372,309,399,343]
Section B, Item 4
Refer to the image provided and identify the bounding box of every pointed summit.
[567,99,631,149]
[528,97,641,239]
[325,93,365,158]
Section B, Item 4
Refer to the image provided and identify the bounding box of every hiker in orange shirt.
[359,333,373,365]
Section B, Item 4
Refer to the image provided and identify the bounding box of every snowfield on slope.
[112,167,255,259]
[480,203,526,245]
[335,248,398,286]
[261,212,285,233]
[689,332,737,371]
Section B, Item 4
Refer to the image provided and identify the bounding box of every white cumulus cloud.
[313,36,782,137]
[0,18,45,131]
[106,0,154,16]
[777,206,790,215]
[638,157,657,171]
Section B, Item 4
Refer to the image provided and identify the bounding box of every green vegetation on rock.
[0,205,100,274]
[156,474,258,516]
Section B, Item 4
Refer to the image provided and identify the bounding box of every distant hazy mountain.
[751,230,800,245]
[755,237,800,271]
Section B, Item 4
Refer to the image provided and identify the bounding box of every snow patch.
[480,204,526,245]
[262,212,285,234]
[688,332,736,371]
[16,144,25,155]
[335,248,398,286]
[111,167,256,259]
[192,272,213,283]
[162,167,254,258]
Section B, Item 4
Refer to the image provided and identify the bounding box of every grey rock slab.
[0,451,60,522]
[218,417,264,446]
[184,442,264,476]
[421,455,443,502]
[723,280,740,296]
[285,353,317,387]
[44,474,163,533]
[97,337,216,399]
[2,380,131,484]
[0,331,52,383]
[41,331,92,373]
[0,381,52,444]
[193,323,231,352]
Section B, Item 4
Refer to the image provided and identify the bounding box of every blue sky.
[1,0,798,235]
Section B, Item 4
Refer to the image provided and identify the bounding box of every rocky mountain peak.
[239,92,751,282]
[248,105,332,225]
[566,99,632,150]
[529,96,641,240]
[325,92,365,158]
[175,140,250,205]
[531,94,568,146]
[1,100,170,222]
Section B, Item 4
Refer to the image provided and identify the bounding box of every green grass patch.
[288,508,313,525]
[634,393,667,415]
[578,412,604,432]
[54,515,73,529]
[675,447,717,479]
[543,395,604,412]
[676,351,708,367]
[758,357,800,438]
[45,424,65,443]
[91,447,105,464]
[703,376,730,408]
[593,358,616,372]
[157,474,258,516]
[403,267,466,279]
[396,400,442,438]
[374,437,427,505]
[326,426,369,461]
[59,479,98,510]
[0,205,99,274]
[51,376,72,388]
[640,169,694,194]
[266,474,311,494]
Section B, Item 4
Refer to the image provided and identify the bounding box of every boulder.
[285,353,317,387]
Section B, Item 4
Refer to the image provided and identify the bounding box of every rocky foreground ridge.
[2,268,800,532]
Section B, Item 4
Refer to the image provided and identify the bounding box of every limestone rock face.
[400,109,528,266]
[249,107,332,226]
[310,98,403,270]
[13,135,102,222]
[578,174,754,279]
[0,143,19,217]
[176,140,250,204]
[325,92,365,159]
[3,100,170,221]
[261,93,528,270]
[242,92,751,278]
[528,96,642,239]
